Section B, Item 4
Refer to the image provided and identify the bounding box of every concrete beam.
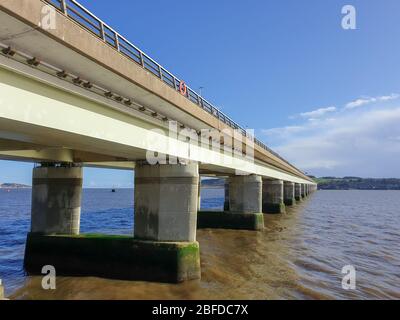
[84,161,136,171]
[0,148,74,163]
[0,138,45,151]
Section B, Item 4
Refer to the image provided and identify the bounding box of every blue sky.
[1,0,400,186]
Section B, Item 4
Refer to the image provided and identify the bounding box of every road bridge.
[0,0,316,282]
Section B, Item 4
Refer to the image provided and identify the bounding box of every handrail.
[44,0,302,173]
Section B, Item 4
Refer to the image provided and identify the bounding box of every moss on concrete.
[295,196,303,202]
[197,211,264,231]
[176,242,201,282]
[263,202,286,214]
[24,233,200,283]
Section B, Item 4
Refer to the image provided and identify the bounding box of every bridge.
[0,0,316,283]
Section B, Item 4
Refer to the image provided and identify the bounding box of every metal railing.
[44,0,300,172]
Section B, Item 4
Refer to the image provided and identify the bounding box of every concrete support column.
[229,175,262,214]
[283,181,296,206]
[263,179,286,214]
[198,178,202,212]
[295,183,302,201]
[197,175,264,231]
[129,162,201,282]
[0,280,4,300]
[31,165,83,235]
[301,183,306,198]
[134,162,199,242]
[223,180,230,211]
[26,162,201,283]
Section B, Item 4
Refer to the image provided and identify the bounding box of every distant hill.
[0,183,31,189]
[315,177,400,190]
[202,179,224,188]
[203,177,400,190]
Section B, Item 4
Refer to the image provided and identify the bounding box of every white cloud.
[345,94,399,109]
[262,106,400,177]
[262,126,306,138]
[299,106,336,119]
[380,94,400,101]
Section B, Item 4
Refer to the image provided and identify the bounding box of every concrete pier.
[198,175,264,231]
[134,162,198,242]
[283,181,296,206]
[223,180,230,211]
[295,183,302,202]
[133,162,201,281]
[301,183,306,198]
[24,233,199,283]
[229,175,263,214]
[262,179,286,214]
[25,162,201,283]
[0,280,4,300]
[31,165,83,235]
[198,178,202,212]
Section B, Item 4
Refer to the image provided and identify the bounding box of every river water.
[0,189,399,300]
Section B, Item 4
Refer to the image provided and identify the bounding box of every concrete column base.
[284,198,296,206]
[24,233,200,283]
[284,182,296,207]
[262,179,286,214]
[301,184,306,198]
[295,183,302,202]
[263,202,286,214]
[197,211,264,231]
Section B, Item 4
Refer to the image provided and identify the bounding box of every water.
[0,189,399,300]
